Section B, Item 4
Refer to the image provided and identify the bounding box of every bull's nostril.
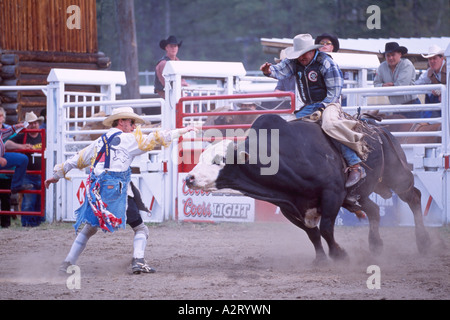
[185,175,195,185]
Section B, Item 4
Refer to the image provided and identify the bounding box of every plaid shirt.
[269,51,344,105]
[0,124,18,157]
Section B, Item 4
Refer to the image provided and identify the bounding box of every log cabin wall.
[0,0,111,122]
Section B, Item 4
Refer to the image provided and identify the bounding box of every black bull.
[185,114,431,263]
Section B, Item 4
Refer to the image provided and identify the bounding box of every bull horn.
[238,151,250,164]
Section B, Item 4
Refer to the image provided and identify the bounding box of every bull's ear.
[238,151,250,164]
[212,153,224,165]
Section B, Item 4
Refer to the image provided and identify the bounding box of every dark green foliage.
[97,0,449,71]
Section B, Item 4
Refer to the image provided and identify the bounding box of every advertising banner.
[178,173,255,223]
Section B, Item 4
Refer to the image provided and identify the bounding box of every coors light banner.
[178,173,255,223]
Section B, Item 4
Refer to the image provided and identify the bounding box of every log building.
[0,0,111,122]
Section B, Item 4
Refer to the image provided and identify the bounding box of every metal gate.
[341,83,449,226]
[175,92,295,223]
[0,85,47,218]
[41,55,450,226]
[45,69,168,223]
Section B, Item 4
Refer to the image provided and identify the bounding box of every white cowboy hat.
[24,111,44,123]
[274,48,288,63]
[284,34,323,59]
[102,107,145,127]
[421,45,445,59]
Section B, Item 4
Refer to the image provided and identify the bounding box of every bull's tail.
[377,126,412,173]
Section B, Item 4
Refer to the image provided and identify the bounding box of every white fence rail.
[342,84,449,225]
[342,84,448,149]
[1,62,448,226]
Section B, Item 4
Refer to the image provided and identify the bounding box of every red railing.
[0,128,46,217]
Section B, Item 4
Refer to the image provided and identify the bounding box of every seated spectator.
[415,45,446,117]
[0,110,32,207]
[11,112,45,227]
[315,33,340,53]
[315,33,350,105]
[0,107,14,228]
[374,42,422,118]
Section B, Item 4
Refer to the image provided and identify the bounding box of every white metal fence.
[341,84,449,225]
[1,60,448,226]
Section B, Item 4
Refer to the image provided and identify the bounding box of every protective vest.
[154,55,171,93]
[294,52,328,105]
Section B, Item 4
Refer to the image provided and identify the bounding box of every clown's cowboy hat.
[159,35,183,50]
[285,34,323,59]
[102,107,145,127]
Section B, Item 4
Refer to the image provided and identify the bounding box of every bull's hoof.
[416,229,431,255]
[369,240,384,256]
[329,247,349,261]
[369,235,384,255]
[312,254,329,267]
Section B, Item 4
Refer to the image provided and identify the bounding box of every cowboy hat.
[315,33,340,52]
[102,107,145,127]
[381,42,408,55]
[24,111,44,123]
[274,49,288,63]
[421,45,445,59]
[159,35,183,50]
[285,34,323,59]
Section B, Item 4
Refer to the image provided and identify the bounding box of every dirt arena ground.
[0,219,449,301]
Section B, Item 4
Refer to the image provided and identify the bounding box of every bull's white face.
[185,140,234,191]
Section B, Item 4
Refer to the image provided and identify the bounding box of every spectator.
[415,45,446,117]
[154,35,188,98]
[315,33,350,105]
[11,112,45,227]
[315,33,340,53]
[39,109,46,129]
[0,109,32,208]
[0,107,15,228]
[373,42,421,117]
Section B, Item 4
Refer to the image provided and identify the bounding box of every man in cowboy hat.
[315,33,340,53]
[374,42,420,112]
[260,34,366,188]
[9,112,45,227]
[154,35,188,98]
[416,45,446,113]
[45,107,197,274]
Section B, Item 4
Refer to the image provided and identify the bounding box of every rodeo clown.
[260,33,368,188]
[45,107,197,274]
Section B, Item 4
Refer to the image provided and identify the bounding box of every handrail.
[176,92,295,130]
[0,128,46,217]
[342,84,445,95]
[176,92,295,173]
[342,83,448,154]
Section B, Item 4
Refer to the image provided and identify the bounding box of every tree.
[98,0,450,73]
[114,0,140,99]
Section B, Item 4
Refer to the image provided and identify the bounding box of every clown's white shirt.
[52,126,183,181]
